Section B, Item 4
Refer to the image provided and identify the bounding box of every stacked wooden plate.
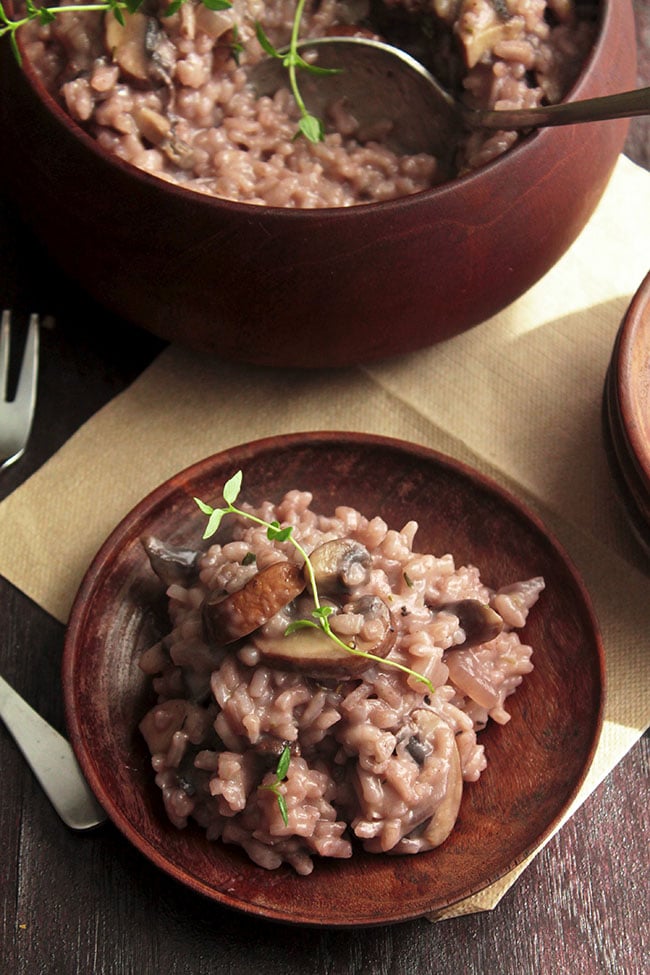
[603,271,650,556]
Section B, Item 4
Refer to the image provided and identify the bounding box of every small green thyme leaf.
[284,618,319,636]
[297,113,324,144]
[230,23,243,64]
[267,522,293,543]
[255,20,279,58]
[242,551,257,566]
[258,744,291,826]
[276,744,291,780]
[276,793,288,826]
[222,470,243,505]
[194,497,214,515]
[204,508,224,539]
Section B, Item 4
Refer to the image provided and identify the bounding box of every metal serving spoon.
[249,36,650,161]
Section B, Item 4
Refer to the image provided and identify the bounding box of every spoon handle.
[0,674,106,830]
[470,86,650,131]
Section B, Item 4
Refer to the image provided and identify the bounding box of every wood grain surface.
[1,2,649,972]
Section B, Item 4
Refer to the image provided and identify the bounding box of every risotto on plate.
[137,484,544,874]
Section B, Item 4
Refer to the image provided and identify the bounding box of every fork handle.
[0,675,106,830]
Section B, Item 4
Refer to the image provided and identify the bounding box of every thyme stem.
[286,0,309,119]
[195,473,434,695]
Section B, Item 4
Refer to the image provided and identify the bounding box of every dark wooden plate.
[602,368,650,559]
[615,271,650,496]
[62,433,604,926]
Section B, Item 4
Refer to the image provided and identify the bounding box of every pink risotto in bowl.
[138,479,544,875]
[21,0,597,207]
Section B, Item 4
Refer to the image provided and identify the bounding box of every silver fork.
[0,310,39,470]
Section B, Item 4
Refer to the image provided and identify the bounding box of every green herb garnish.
[258,744,291,826]
[194,471,434,695]
[254,0,341,144]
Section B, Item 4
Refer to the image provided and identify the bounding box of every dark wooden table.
[1,5,649,973]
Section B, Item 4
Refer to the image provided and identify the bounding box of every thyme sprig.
[194,471,434,695]
[255,0,339,143]
[258,744,291,826]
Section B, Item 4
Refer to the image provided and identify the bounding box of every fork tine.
[0,310,9,401]
[13,314,39,425]
[0,313,40,471]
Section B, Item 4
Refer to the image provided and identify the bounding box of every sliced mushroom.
[141,535,200,587]
[433,598,504,647]
[202,561,306,646]
[455,0,518,69]
[105,12,174,87]
[160,134,197,171]
[444,648,500,711]
[415,712,463,849]
[195,5,234,39]
[360,710,463,854]
[306,538,372,596]
[133,105,172,145]
[132,106,198,170]
[253,594,396,679]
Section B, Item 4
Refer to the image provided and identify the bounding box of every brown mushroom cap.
[253,594,396,679]
[105,11,174,87]
[434,598,504,647]
[141,534,200,587]
[306,538,372,596]
[202,561,306,646]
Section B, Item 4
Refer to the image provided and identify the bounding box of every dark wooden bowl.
[0,1,637,367]
[62,433,604,926]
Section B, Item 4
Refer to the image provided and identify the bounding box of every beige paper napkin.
[1,153,649,920]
